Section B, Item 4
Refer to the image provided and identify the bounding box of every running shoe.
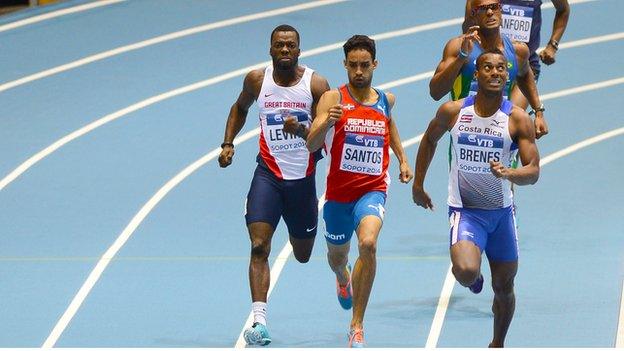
[243,322,271,346]
[336,264,353,310]
[348,328,365,348]
[469,273,484,294]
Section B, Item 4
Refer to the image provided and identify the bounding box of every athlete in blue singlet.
[414,50,540,347]
[430,0,548,139]
[463,0,571,108]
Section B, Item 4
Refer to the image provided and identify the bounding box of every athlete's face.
[471,0,502,30]
[344,49,377,89]
[475,53,508,94]
[270,31,300,71]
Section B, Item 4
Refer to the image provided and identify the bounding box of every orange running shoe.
[348,328,364,348]
[336,264,352,310]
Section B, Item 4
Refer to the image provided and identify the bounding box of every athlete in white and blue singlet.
[413,50,540,347]
[218,24,330,347]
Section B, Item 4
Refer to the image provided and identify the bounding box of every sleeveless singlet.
[256,65,319,180]
[325,85,391,203]
[448,96,518,209]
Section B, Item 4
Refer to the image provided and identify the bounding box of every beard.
[273,56,298,71]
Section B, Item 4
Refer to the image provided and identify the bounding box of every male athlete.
[307,35,413,347]
[414,50,540,347]
[218,24,330,346]
[430,0,549,139]
[463,0,570,109]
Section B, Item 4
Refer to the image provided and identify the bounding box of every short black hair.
[476,49,507,69]
[270,24,300,45]
[343,35,376,60]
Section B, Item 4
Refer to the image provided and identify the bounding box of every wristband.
[529,104,545,116]
[458,49,469,59]
[548,39,559,51]
[221,142,234,148]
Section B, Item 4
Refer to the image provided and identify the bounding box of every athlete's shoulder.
[310,71,331,98]
[243,68,265,97]
[319,89,341,104]
[511,40,530,58]
[384,91,396,108]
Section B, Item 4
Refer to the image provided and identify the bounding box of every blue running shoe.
[469,273,484,294]
[336,264,353,310]
[243,322,271,346]
[348,328,365,348]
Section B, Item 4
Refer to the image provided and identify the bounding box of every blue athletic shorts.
[323,191,386,245]
[448,206,518,262]
[245,165,318,238]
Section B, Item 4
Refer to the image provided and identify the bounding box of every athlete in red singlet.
[307,35,413,348]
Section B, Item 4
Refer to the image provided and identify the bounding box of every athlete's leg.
[327,240,351,285]
[488,259,518,348]
[350,214,382,329]
[448,208,487,287]
[244,166,282,336]
[283,172,318,263]
[450,241,482,287]
[248,222,276,302]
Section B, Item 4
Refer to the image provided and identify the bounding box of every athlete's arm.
[218,69,262,168]
[540,0,570,65]
[513,41,549,139]
[462,0,473,33]
[283,72,330,140]
[490,107,540,185]
[412,100,461,210]
[429,32,480,101]
[306,89,341,152]
[386,93,413,184]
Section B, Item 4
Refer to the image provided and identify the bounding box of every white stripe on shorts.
[451,210,461,245]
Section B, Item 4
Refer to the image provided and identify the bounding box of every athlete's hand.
[412,185,434,210]
[399,161,413,183]
[218,145,235,168]
[539,46,557,65]
[326,104,343,127]
[534,113,549,139]
[282,116,300,136]
[489,161,511,179]
[460,25,481,57]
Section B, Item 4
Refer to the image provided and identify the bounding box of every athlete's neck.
[347,84,378,105]
[479,29,503,51]
[473,92,503,117]
[272,65,304,87]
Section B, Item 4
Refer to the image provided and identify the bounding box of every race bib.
[500,4,534,43]
[263,111,309,153]
[340,133,384,175]
[456,132,503,174]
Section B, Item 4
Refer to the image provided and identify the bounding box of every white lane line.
[2,32,621,194]
[0,0,347,94]
[426,126,624,347]
[0,0,124,33]
[0,0,597,94]
[616,279,624,347]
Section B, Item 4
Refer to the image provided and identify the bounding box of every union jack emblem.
[343,104,355,111]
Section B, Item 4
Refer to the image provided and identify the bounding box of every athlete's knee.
[452,262,480,286]
[492,276,515,297]
[292,249,312,263]
[358,236,377,256]
[250,239,271,260]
